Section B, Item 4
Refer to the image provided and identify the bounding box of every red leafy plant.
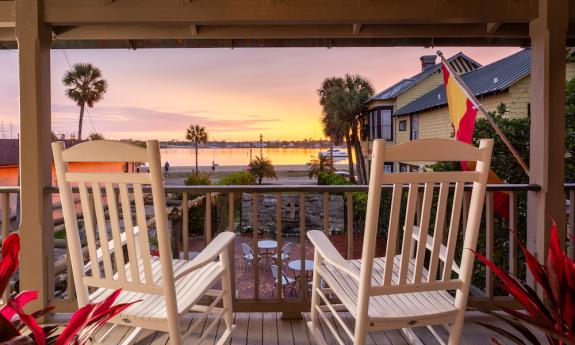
[474,222,575,345]
[0,233,139,344]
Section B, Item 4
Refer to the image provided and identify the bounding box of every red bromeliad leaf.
[6,296,45,345]
[0,234,20,295]
[547,222,565,315]
[0,291,39,321]
[56,289,140,345]
[515,230,556,309]
[474,250,548,320]
[54,303,97,345]
[0,312,20,342]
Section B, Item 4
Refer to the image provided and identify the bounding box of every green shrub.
[184,172,212,185]
[318,172,349,185]
[218,171,256,185]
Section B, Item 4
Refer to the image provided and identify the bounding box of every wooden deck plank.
[263,312,279,345]
[277,315,296,345]
[54,311,513,344]
[231,313,249,345]
[246,312,263,345]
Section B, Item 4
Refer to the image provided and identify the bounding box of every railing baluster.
[508,192,517,276]
[276,193,283,300]
[182,192,189,260]
[229,192,234,232]
[1,193,9,240]
[485,192,494,298]
[205,192,212,244]
[66,250,74,302]
[1,192,10,302]
[569,190,575,260]
[300,193,306,301]
[228,192,236,303]
[252,193,259,300]
[346,192,353,260]
[323,192,329,235]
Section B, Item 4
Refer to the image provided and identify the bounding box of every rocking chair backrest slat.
[363,138,492,296]
[52,140,174,307]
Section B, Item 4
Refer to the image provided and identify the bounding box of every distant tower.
[259,133,263,157]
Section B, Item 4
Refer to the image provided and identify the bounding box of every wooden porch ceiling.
[0,0,574,48]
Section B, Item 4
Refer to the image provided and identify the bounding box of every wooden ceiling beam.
[52,23,530,41]
[43,0,538,25]
[0,1,15,28]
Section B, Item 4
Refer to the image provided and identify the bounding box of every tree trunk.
[77,102,85,141]
[351,126,367,184]
[329,140,334,163]
[354,131,368,184]
[344,132,356,182]
[195,141,199,173]
[350,129,364,184]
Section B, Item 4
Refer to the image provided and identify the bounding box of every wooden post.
[528,0,568,265]
[15,0,54,314]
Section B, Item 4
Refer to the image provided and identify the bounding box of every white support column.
[528,0,568,262]
[15,0,54,313]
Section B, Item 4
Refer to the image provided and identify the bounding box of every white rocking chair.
[52,140,236,345]
[307,138,493,345]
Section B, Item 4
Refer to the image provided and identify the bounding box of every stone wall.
[240,193,344,235]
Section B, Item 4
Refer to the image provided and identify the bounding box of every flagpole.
[437,50,530,176]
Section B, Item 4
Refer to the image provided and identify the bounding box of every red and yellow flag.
[441,64,478,144]
[441,64,509,219]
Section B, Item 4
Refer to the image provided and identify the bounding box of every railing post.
[299,193,306,301]
[346,192,353,259]
[1,193,9,240]
[16,0,55,315]
[182,192,189,260]
[204,192,211,244]
[323,192,329,235]
[276,193,283,300]
[485,192,494,298]
[228,192,236,304]
[569,190,575,260]
[252,193,259,300]
[509,192,518,276]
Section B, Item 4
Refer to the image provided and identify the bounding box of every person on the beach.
[164,161,170,178]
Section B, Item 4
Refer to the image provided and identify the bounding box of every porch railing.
[4,183,575,314]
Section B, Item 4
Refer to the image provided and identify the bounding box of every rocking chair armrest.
[174,232,236,281]
[307,230,360,281]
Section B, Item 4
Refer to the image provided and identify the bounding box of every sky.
[0,46,520,141]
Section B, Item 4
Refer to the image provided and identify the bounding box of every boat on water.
[319,148,348,158]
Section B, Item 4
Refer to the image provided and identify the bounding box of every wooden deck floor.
[93,311,516,345]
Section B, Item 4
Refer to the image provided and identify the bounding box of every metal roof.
[393,48,531,116]
[369,52,481,101]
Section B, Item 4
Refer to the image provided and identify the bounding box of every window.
[399,120,407,131]
[410,114,419,140]
[384,163,393,173]
[368,107,393,141]
[379,109,393,141]
[399,163,419,172]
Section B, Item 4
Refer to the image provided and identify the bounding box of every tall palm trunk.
[351,126,367,184]
[350,129,363,184]
[77,102,85,141]
[344,132,356,182]
[195,141,199,173]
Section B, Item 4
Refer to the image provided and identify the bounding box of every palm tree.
[63,63,108,141]
[318,77,356,182]
[249,156,277,184]
[307,155,335,179]
[341,74,375,184]
[185,125,208,172]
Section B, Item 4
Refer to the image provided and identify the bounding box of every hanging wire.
[61,49,98,134]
